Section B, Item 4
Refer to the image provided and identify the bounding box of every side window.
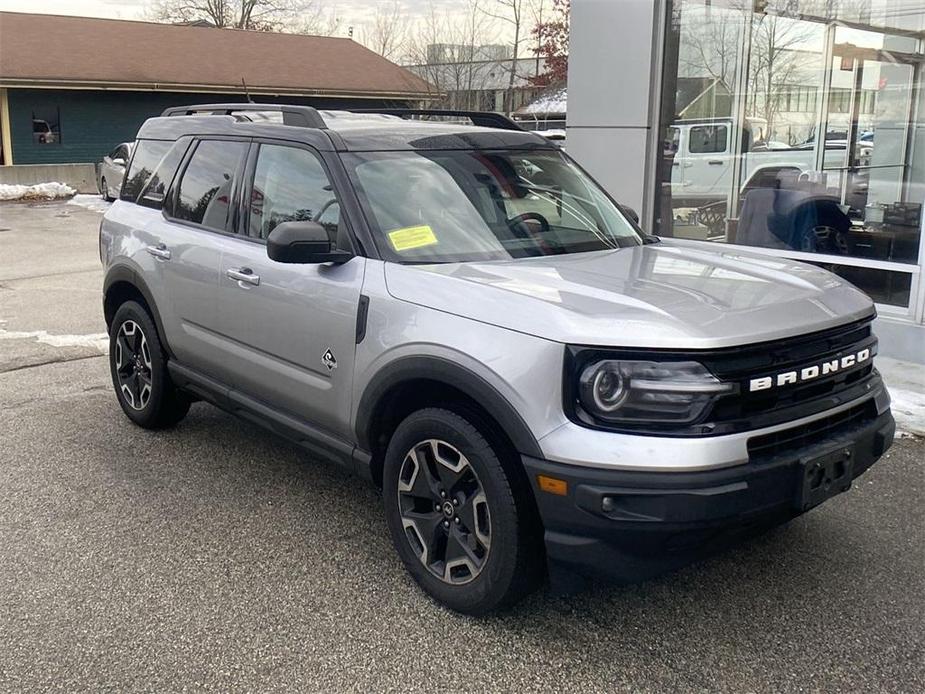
[137,138,190,210]
[120,140,171,202]
[173,140,247,231]
[248,144,341,242]
[689,125,728,154]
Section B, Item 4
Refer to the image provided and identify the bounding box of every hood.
[383,241,875,349]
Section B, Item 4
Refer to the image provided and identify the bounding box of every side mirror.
[112,157,126,167]
[621,205,640,224]
[267,220,352,264]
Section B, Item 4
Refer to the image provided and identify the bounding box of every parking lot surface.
[1,201,923,692]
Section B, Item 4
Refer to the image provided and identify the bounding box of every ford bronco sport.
[100,104,895,615]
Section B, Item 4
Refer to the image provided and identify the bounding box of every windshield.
[342,149,643,263]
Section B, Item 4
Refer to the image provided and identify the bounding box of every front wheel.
[109,301,190,429]
[383,408,542,615]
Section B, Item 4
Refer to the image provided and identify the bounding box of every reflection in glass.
[658,0,923,307]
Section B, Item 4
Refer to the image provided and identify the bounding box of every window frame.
[237,139,356,253]
[163,136,251,237]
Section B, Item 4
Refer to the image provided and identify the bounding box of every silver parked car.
[97,142,133,201]
[99,104,894,614]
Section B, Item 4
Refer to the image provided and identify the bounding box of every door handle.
[708,160,725,166]
[226,267,260,286]
[146,244,171,260]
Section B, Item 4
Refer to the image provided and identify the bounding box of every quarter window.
[248,144,341,241]
[137,138,190,210]
[120,140,171,203]
[173,140,247,231]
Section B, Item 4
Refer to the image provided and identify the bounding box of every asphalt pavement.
[1,201,923,692]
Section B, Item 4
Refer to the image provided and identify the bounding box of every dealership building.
[568,0,924,362]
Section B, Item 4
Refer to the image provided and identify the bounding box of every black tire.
[383,407,542,615]
[109,300,190,429]
[100,177,113,202]
[794,205,849,254]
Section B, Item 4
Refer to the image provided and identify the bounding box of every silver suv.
[101,104,895,614]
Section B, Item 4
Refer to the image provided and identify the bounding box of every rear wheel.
[383,407,541,614]
[109,301,190,429]
[100,176,113,202]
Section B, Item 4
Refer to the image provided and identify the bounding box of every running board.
[167,361,372,478]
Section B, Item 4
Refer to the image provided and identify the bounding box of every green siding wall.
[7,88,407,165]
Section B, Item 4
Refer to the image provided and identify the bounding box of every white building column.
[566,0,661,218]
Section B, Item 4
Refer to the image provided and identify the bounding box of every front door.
[212,142,365,439]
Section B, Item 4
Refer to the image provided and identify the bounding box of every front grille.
[747,400,877,459]
[565,316,881,437]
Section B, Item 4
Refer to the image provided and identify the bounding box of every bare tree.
[404,0,497,109]
[358,0,407,60]
[481,0,529,115]
[147,0,331,33]
[749,14,817,139]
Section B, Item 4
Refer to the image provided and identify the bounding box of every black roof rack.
[347,109,525,132]
[161,103,327,129]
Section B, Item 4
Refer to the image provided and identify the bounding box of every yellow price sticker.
[388,225,438,252]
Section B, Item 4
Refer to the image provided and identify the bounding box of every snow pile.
[878,357,925,438]
[68,194,112,214]
[889,387,925,438]
[517,86,567,116]
[0,182,76,201]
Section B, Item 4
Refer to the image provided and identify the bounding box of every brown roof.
[0,12,434,98]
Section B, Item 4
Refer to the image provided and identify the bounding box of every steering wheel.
[507,212,550,235]
[507,211,562,253]
[313,198,339,223]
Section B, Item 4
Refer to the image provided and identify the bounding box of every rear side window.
[137,137,190,210]
[172,140,247,231]
[120,140,172,202]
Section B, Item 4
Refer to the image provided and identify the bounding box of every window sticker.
[388,225,438,252]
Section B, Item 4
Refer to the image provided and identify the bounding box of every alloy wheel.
[114,319,152,410]
[397,439,491,585]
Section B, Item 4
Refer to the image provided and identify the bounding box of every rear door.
[211,142,365,439]
[151,137,250,379]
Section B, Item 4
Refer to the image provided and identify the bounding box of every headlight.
[577,360,733,426]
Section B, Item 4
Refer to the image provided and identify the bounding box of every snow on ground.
[68,194,112,214]
[888,387,925,438]
[878,357,925,438]
[0,322,109,353]
[0,182,75,201]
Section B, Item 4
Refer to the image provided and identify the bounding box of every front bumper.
[524,407,895,585]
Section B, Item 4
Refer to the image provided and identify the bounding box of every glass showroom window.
[656,0,924,312]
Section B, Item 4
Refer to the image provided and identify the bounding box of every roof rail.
[161,103,327,129]
[348,109,524,132]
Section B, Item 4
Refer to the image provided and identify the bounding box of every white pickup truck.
[667,118,869,202]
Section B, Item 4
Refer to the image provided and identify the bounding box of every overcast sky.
[0,0,504,40]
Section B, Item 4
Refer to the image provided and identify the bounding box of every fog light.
[601,496,616,512]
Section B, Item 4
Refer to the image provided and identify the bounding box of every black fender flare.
[355,355,543,459]
[103,263,173,357]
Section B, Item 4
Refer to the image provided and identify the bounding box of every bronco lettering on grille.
[748,348,871,392]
